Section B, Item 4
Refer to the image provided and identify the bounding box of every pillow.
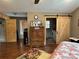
[69,37,79,41]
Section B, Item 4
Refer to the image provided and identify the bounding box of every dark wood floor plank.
[0,42,58,59]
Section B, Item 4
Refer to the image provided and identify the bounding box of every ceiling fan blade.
[34,0,40,4]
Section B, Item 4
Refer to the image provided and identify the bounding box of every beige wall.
[21,20,28,29]
[71,8,79,38]
[27,12,45,27]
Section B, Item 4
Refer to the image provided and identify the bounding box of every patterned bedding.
[16,48,50,59]
[51,41,79,59]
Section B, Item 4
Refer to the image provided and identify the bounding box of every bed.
[51,41,79,59]
[16,41,79,59]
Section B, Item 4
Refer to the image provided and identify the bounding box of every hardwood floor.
[0,42,58,59]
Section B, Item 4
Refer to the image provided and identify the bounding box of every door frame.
[44,16,57,45]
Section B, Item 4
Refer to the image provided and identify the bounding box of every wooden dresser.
[30,27,44,46]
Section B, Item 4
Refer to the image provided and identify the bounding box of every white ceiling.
[0,0,79,13]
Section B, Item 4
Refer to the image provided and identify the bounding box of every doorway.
[45,18,56,44]
[16,18,28,45]
[0,19,5,42]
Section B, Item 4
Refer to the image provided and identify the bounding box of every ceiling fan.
[34,0,40,4]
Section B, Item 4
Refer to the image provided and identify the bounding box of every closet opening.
[45,18,56,44]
